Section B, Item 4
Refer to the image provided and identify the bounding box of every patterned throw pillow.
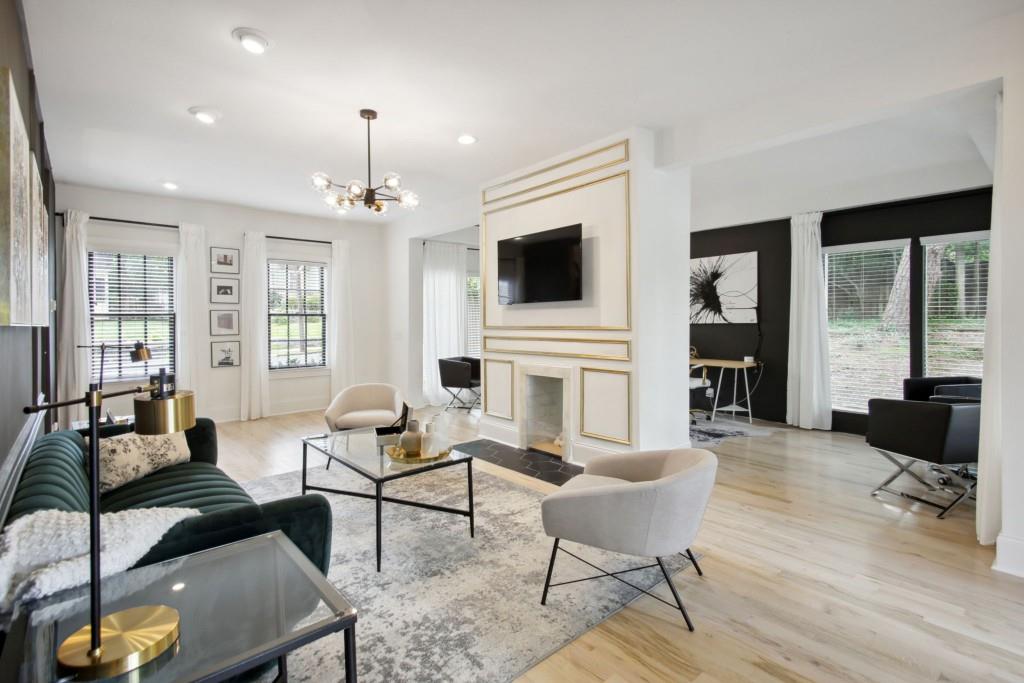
[94,432,191,493]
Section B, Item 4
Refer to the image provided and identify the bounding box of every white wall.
[58,183,389,422]
[384,193,480,405]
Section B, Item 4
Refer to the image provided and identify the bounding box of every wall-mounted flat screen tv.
[497,223,582,304]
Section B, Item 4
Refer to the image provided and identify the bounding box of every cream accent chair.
[324,383,405,432]
[540,448,717,631]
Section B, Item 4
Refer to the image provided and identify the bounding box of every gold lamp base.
[57,604,180,679]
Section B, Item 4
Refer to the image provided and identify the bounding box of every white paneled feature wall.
[478,130,691,463]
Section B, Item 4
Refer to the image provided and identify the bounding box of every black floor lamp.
[23,342,196,679]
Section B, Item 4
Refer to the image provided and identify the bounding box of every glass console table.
[1,531,357,682]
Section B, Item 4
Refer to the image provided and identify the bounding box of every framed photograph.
[1,67,32,326]
[210,309,239,336]
[211,340,240,368]
[210,246,239,274]
[210,276,239,304]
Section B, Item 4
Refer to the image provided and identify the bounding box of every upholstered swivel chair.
[540,448,718,631]
[438,356,481,411]
[324,383,406,432]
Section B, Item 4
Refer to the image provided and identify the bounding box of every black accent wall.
[1,0,56,468]
[690,219,791,423]
[690,188,993,434]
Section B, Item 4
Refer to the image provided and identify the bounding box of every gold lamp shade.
[134,390,196,435]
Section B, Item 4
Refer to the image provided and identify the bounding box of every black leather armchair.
[439,356,481,411]
[867,395,979,518]
[903,376,981,403]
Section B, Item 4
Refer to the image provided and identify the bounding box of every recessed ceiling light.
[231,27,270,55]
[171,582,186,592]
[457,134,477,145]
[187,106,221,125]
[162,181,179,191]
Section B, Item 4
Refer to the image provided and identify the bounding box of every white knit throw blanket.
[0,507,199,611]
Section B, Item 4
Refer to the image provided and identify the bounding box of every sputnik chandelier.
[311,108,419,215]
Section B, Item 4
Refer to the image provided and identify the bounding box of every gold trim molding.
[483,358,515,420]
[483,335,631,362]
[579,366,632,445]
[482,139,628,206]
[481,170,632,331]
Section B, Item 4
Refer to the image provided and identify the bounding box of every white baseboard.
[570,440,625,465]
[993,533,1024,578]
[478,420,518,447]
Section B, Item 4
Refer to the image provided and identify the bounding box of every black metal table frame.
[302,436,475,572]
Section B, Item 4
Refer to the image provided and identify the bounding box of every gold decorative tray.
[385,445,451,464]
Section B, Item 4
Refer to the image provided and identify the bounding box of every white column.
[994,72,1024,577]
[633,131,692,449]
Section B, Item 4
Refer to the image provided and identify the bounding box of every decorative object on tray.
[1,66,32,326]
[384,444,451,464]
[211,340,240,367]
[209,309,239,335]
[398,419,422,456]
[209,246,239,274]
[209,276,239,304]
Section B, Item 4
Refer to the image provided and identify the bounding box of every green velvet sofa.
[2,418,332,574]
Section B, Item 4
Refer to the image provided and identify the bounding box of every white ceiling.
[692,84,997,230]
[22,0,1024,222]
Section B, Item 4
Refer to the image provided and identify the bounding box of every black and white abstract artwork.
[689,251,758,324]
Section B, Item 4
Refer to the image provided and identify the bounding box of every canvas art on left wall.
[0,67,32,326]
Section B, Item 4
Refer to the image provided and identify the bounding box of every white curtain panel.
[329,240,354,398]
[175,223,207,413]
[421,241,467,406]
[977,92,1003,546]
[56,211,90,427]
[239,232,270,420]
[786,211,833,430]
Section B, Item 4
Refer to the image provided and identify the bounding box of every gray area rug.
[690,418,775,448]
[244,463,691,682]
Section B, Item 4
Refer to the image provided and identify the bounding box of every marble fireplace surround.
[517,363,574,462]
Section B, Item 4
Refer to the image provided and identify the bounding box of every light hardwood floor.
[216,410,1024,683]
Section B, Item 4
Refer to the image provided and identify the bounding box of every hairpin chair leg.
[657,557,695,632]
[685,548,703,576]
[541,538,560,605]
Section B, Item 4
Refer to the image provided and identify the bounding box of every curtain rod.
[56,212,333,246]
[422,239,480,251]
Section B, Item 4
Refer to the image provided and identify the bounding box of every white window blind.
[268,259,326,370]
[925,236,988,377]
[87,251,176,382]
[466,275,481,357]
[824,244,910,412]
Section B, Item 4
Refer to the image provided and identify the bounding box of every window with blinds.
[87,251,176,382]
[925,236,989,377]
[824,243,910,412]
[268,260,327,370]
[466,275,481,357]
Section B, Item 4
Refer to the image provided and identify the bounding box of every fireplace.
[525,375,564,457]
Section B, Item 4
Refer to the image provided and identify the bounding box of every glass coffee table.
[302,429,475,572]
[1,531,357,682]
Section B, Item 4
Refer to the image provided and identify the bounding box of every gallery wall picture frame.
[211,340,241,368]
[210,246,240,274]
[210,309,240,336]
[210,276,240,304]
[1,67,32,327]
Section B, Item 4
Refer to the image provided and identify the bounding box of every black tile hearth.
[454,439,582,486]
